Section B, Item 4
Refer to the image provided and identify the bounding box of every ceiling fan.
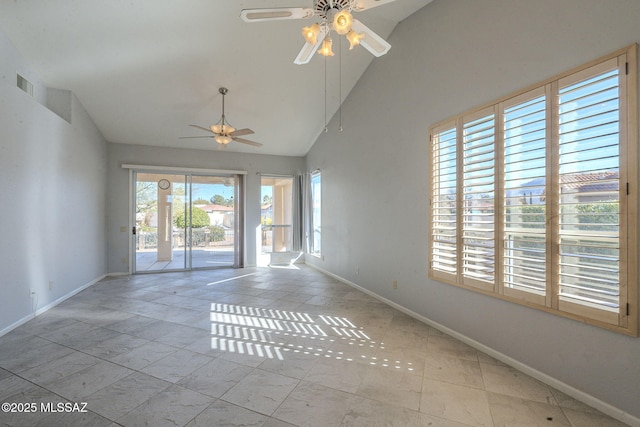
[241,0,394,64]
[180,87,262,148]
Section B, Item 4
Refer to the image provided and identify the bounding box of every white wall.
[107,143,305,272]
[305,0,640,421]
[0,30,108,334]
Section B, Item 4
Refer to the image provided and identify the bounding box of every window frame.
[428,45,638,336]
[310,170,322,257]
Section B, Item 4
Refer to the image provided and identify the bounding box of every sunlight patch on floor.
[210,302,414,370]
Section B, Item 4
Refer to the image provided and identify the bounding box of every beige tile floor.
[0,265,630,426]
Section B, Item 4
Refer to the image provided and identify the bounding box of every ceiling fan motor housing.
[314,0,353,19]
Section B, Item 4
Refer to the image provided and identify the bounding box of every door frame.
[123,164,247,274]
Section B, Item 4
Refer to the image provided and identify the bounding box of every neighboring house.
[505,171,619,206]
[196,204,234,228]
[560,170,619,204]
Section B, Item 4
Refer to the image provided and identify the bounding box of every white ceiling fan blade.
[353,0,398,11]
[294,25,328,65]
[232,137,263,147]
[189,124,214,134]
[240,7,313,22]
[230,128,254,137]
[351,19,391,57]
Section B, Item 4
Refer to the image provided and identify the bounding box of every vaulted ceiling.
[0,0,432,156]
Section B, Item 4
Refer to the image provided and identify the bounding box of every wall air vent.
[17,74,33,97]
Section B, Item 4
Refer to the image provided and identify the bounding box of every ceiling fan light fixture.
[183,87,262,148]
[302,22,321,45]
[212,124,236,134]
[215,135,233,144]
[241,1,392,64]
[333,9,353,35]
[346,29,364,49]
[318,35,334,57]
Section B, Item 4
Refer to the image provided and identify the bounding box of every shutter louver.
[463,113,496,284]
[503,95,547,297]
[558,67,621,316]
[431,127,458,274]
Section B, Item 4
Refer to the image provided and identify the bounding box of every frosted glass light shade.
[302,23,321,45]
[211,124,236,134]
[318,37,334,57]
[346,30,364,49]
[215,135,233,144]
[333,10,353,35]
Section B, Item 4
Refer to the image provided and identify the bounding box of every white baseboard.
[306,263,640,427]
[106,271,130,277]
[0,313,36,338]
[0,274,106,338]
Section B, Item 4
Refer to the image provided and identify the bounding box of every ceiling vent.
[17,74,33,97]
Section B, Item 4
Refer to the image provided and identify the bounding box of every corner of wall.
[45,87,72,123]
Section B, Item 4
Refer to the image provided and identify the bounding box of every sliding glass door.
[190,175,240,269]
[134,172,243,272]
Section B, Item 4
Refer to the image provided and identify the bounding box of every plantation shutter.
[428,45,636,335]
[430,124,458,280]
[462,109,496,289]
[502,89,548,304]
[556,59,622,323]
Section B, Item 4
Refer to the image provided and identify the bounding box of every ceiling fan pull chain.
[339,34,343,132]
[324,51,328,133]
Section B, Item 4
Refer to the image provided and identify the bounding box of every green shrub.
[174,206,210,229]
[577,201,618,231]
[209,225,226,241]
[505,205,545,228]
[521,205,546,228]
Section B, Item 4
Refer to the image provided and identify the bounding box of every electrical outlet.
[48,281,54,290]
[393,280,398,289]
[356,267,359,275]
